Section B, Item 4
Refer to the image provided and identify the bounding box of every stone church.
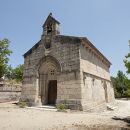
[21,13,115,111]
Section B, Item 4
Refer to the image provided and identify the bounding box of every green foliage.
[0,39,12,78]
[13,64,24,83]
[5,64,24,83]
[56,103,66,110]
[0,38,24,83]
[0,62,6,79]
[111,71,130,98]
[5,65,13,80]
[124,52,130,74]
[18,101,27,108]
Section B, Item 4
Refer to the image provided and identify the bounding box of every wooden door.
[48,80,57,105]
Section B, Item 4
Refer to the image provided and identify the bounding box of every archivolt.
[35,55,62,76]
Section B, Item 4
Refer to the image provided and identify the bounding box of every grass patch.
[18,101,27,108]
[56,103,66,110]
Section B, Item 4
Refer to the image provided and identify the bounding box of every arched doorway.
[48,80,57,104]
[38,56,61,105]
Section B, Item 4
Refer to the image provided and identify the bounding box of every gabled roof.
[23,13,111,67]
[54,35,111,66]
[42,13,60,27]
[80,37,111,65]
[23,35,111,66]
[23,40,41,57]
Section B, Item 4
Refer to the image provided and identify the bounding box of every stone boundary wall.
[0,83,21,102]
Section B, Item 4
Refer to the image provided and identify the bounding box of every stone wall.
[22,40,45,104]
[105,81,115,103]
[0,83,21,102]
[57,70,82,110]
[80,72,114,111]
[79,44,115,111]
[51,35,80,72]
[23,35,80,78]
[21,35,81,105]
[22,34,114,110]
[21,13,115,110]
[80,44,110,80]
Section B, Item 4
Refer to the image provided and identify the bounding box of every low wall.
[0,83,21,102]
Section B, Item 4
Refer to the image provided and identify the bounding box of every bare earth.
[0,100,130,130]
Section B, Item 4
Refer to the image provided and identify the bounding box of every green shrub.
[56,103,66,110]
[124,89,130,97]
[18,101,27,108]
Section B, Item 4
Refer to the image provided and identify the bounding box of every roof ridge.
[42,13,60,27]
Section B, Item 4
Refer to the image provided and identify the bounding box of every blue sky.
[0,0,130,77]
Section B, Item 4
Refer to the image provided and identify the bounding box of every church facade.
[21,13,115,111]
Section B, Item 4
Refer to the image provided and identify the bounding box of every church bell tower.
[42,13,60,36]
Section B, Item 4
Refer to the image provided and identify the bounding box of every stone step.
[38,105,56,109]
[107,104,118,111]
[27,105,57,111]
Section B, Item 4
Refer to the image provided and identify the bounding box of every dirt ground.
[0,99,130,130]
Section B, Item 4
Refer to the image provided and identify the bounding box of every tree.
[124,52,130,74]
[111,71,130,98]
[5,65,13,80]
[0,39,12,78]
[5,64,24,83]
[0,38,24,83]
[116,71,128,96]
[111,76,119,97]
[13,64,24,82]
[124,40,130,74]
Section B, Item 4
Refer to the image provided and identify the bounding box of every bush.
[18,101,27,108]
[124,89,130,97]
[111,71,130,98]
[56,103,66,110]
[5,64,24,83]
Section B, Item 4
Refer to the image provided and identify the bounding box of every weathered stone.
[0,83,21,102]
[21,13,115,111]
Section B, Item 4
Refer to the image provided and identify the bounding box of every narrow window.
[92,78,95,86]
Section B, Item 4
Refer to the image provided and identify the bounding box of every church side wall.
[81,73,114,111]
[106,81,115,103]
[80,44,110,80]
[79,45,115,111]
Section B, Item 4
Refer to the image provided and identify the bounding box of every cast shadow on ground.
[112,116,130,127]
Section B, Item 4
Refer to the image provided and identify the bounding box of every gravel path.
[0,100,129,130]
